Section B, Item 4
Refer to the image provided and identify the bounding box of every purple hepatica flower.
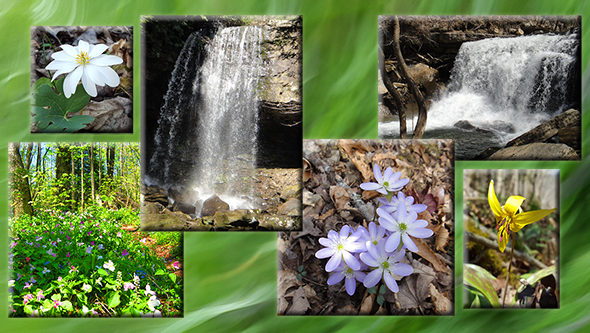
[53,300,63,308]
[361,222,387,248]
[117,232,122,238]
[360,240,413,293]
[377,203,434,253]
[379,192,428,215]
[23,282,33,290]
[123,282,135,291]
[360,164,409,195]
[122,249,129,257]
[327,262,367,296]
[315,225,365,272]
[144,284,156,296]
[10,241,17,249]
[98,244,104,250]
[23,294,34,305]
[86,246,92,254]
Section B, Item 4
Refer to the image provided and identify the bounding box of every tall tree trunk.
[107,144,115,180]
[379,45,407,138]
[55,144,72,210]
[9,143,34,217]
[392,16,428,139]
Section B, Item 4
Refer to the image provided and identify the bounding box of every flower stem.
[502,230,515,308]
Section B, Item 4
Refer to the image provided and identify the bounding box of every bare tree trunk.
[392,16,428,139]
[9,143,34,217]
[379,46,407,138]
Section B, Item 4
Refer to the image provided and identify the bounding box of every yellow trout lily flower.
[488,180,556,252]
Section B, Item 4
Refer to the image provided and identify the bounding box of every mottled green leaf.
[107,291,121,308]
[464,263,501,308]
[31,78,94,133]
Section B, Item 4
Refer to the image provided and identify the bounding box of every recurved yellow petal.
[488,180,503,221]
[504,195,525,216]
[511,208,557,232]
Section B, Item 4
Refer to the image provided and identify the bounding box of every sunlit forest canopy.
[9,142,140,217]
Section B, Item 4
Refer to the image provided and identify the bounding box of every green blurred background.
[1,0,588,331]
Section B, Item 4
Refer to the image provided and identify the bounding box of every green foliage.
[464,264,501,308]
[9,207,182,317]
[296,265,306,281]
[31,78,95,133]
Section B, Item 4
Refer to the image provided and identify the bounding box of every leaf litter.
[278,139,454,315]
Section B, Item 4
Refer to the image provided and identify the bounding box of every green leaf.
[31,77,52,94]
[378,284,386,295]
[61,300,73,311]
[31,78,94,133]
[367,287,376,294]
[130,307,141,317]
[169,272,177,284]
[464,263,501,308]
[377,295,385,306]
[107,291,121,308]
[97,269,108,276]
[155,269,165,275]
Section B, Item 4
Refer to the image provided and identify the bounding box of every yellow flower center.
[76,51,91,65]
[382,261,390,269]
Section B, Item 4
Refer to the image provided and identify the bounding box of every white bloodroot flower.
[46,40,123,98]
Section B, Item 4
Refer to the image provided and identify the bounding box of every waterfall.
[147,25,265,209]
[427,33,579,139]
[193,26,264,199]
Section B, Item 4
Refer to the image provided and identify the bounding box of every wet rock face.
[201,195,230,217]
[142,185,169,206]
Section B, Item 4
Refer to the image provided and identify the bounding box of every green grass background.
[1,0,589,331]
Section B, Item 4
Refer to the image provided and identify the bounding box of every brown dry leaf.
[318,208,335,221]
[329,186,352,210]
[374,306,388,315]
[435,224,450,252]
[397,273,432,309]
[350,153,373,182]
[278,296,289,314]
[361,190,380,201]
[303,158,312,182]
[373,152,398,163]
[358,293,375,315]
[429,284,453,315]
[286,286,311,315]
[411,237,449,273]
[75,97,132,133]
[277,270,300,297]
[339,139,373,157]
[335,305,358,315]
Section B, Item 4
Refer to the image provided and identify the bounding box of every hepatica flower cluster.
[8,207,182,317]
[316,164,433,295]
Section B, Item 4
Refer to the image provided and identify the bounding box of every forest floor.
[278,139,455,316]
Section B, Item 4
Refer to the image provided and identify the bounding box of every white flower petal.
[84,64,105,86]
[360,182,382,191]
[88,43,108,58]
[94,66,120,87]
[78,40,89,54]
[389,249,405,262]
[51,51,76,61]
[60,44,79,58]
[383,167,394,180]
[90,54,123,66]
[47,61,79,81]
[318,237,334,248]
[81,70,97,97]
[64,66,83,98]
[411,219,429,229]
[411,204,428,213]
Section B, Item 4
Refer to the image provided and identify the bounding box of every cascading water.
[193,26,265,206]
[380,32,579,159]
[147,25,266,213]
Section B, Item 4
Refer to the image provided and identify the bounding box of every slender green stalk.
[502,230,515,308]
